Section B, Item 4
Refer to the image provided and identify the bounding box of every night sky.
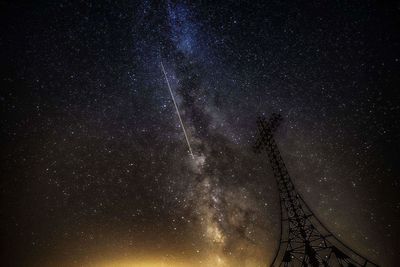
[1,1,399,266]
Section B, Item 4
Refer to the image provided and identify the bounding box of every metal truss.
[254,113,379,267]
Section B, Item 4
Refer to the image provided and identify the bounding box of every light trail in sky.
[160,61,195,159]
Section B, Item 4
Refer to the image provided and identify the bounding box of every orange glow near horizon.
[84,256,226,267]
[54,252,270,267]
[90,259,192,267]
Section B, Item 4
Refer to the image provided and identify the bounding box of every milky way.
[1,1,399,266]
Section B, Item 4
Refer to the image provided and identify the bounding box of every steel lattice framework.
[253,113,379,267]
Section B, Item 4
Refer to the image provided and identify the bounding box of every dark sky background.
[1,1,399,266]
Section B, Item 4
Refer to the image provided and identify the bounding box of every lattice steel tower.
[253,113,378,267]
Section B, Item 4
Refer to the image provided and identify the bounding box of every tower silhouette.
[253,113,378,267]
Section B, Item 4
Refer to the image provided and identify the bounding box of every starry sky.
[1,1,399,266]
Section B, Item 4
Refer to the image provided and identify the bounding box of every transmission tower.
[253,113,379,267]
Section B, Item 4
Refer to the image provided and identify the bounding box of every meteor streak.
[161,61,195,159]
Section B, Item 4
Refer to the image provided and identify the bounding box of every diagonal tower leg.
[253,114,379,267]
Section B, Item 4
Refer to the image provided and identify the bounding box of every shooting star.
[161,61,195,159]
